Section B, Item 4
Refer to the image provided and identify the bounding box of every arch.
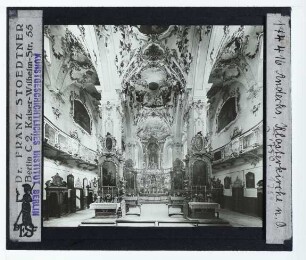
[66,174,74,189]
[224,176,231,189]
[245,172,255,188]
[217,96,237,132]
[73,99,92,134]
[214,82,242,133]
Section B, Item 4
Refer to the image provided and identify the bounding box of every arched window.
[245,172,255,188]
[224,177,231,189]
[218,97,237,132]
[73,100,91,134]
[214,151,222,161]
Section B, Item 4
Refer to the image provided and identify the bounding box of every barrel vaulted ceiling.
[44,25,263,143]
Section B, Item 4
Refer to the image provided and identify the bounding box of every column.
[172,141,183,162]
[100,90,123,151]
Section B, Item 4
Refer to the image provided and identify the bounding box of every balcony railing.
[44,117,98,165]
[212,121,263,163]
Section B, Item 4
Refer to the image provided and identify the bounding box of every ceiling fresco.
[94,25,197,84]
[91,25,204,142]
[44,24,263,154]
[137,116,170,141]
[45,25,213,144]
[123,64,183,108]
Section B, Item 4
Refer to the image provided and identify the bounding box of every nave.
[43,25,263,227]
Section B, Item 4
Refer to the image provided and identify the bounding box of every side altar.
[183,132,223,220]
[83,133,126,220]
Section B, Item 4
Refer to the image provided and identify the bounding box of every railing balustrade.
[44,117,97,165]
[212,121,263,163]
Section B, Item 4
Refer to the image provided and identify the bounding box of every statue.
[14,184,37,236]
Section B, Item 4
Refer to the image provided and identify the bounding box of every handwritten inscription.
[267,123,287,227]
[266,15,291,244]
[268,20,288,229]
[274,71,286,115]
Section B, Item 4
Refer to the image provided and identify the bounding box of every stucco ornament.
[191,131,209,153]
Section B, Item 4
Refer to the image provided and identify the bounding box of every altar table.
[188,202,220,219]
[90,202,120,218]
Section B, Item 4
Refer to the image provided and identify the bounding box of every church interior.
[43,25,263,227]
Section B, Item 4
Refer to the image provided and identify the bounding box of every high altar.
[137,166,171,195]
[135,136,171,195]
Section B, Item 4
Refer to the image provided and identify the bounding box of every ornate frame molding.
[70,90,93,136]
[215,85,240,134]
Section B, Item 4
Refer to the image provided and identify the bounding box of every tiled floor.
[43,204,262,228]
